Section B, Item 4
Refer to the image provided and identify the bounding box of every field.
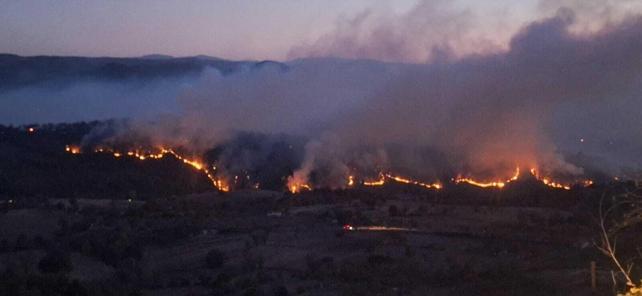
[2,181,640,295]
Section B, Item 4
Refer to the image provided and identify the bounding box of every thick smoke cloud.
[5,6,641,188]
[538,0,642,33]
[289,0,642,63]
[113,8,642,187]
[288,0,496,63]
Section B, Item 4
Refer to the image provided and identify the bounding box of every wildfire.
[454,167,520,189]
[454,167,593,191]
[286,171,312,194]
[384,173,442,189]
[360,173,441,189]
[289,183,311,194]
[65,145,229,192]
[158,148,229,192]
[528,168,581,190]
[65,144,593,194]
[510,167,520,181]
[363,174,386,186]
[455,178,506,188]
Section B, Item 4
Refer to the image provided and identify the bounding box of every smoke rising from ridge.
[2,6,635,188]
[102,8,642,188]
[289,0,642,63]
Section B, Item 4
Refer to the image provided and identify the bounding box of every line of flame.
[360,173,441,189]
[454,167,520,189]
[67,145,594,193]
[66,146,229,192]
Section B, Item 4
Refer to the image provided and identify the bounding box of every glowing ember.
[65,145,81,154]
[347,175,355,186]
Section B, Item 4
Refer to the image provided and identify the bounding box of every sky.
[2,0,642,61]
[0,0,542,61]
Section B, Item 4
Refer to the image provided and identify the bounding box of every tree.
[596,192,642,295]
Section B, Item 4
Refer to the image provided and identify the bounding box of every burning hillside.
[65,145,230,192]
[4,9,641,200]
[64,141,594,194]
[49,10,638,197]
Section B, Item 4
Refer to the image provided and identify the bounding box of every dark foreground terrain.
[1,182,641,296]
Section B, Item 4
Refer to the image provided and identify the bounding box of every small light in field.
[343,224,355,231]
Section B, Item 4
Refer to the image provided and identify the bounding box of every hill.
[0,54,286,92]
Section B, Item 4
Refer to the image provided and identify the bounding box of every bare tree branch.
[597,193,636,288]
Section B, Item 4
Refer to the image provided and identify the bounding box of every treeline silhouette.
[0,54,287,92]
[0,122,212,200]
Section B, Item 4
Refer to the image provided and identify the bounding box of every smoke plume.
[102,8,642,188]
[5,5,641,188]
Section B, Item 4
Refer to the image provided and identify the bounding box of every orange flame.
[384,173,442,189]
[286,171,312,194]
[288,183,311,194]
[361,173,441,189]
[454,167,520,189]
[65,145,229,192]
[65,144,594,194]
[65,145,81,154]
[363,174,386,186]
[529,168,575,190]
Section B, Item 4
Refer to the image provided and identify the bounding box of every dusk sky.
[0,0,562,61]
[3,0,641,61]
